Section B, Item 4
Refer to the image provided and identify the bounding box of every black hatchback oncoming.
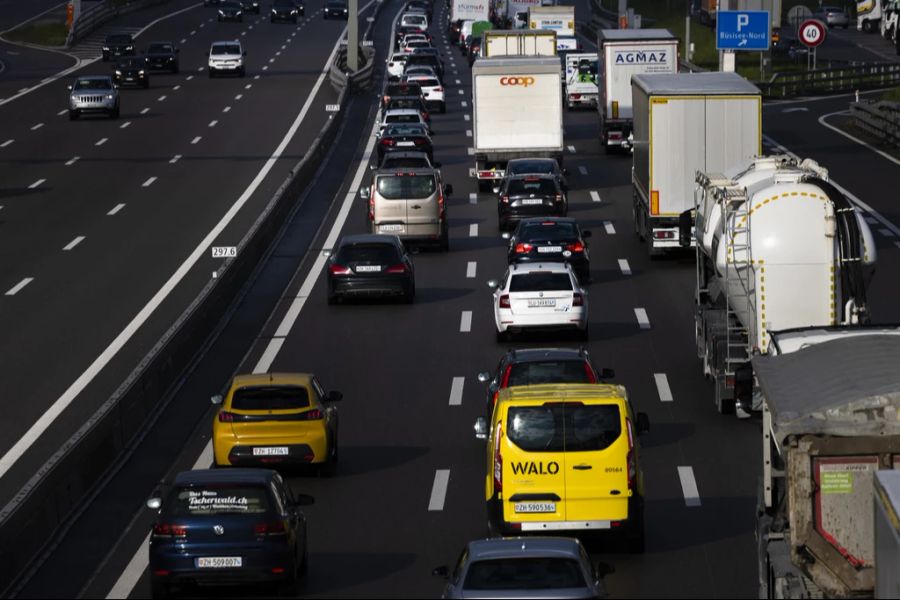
[147,468,311,599]
[506,217,592,283]
[326,234,415,304]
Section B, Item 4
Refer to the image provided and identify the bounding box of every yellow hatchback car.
[212,373,341,474]
[474,383,649,550]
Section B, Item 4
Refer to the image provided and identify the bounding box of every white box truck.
[528,5,577,51]
[564,53,598,109]
[482,29,557,57]
[596,29,678,150]
[471,56,564,192]
[631,72,761,257]
[506,0,540,28]
[451,0,489,23]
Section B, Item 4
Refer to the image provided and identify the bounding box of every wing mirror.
[636,412,650,435]
[67,84,73,91]
[210,394,223,405]
[359,186,370,199]
[432,565,450,578]
[146,497,162,510]
[486,279,499,290]
[474,417,488,440]
[477,371,491,383]
[326,390,343,402]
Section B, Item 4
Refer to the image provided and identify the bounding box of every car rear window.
[382,157,430,169]
[384,124,427,137]
[509,160,555,176]
[386,114,420,124]
[387,99,422,111]
[403,15,426,23]
[417,78,440,88]
[519,222,577,242]
[507,179,557,196]
[231,385,310,410]
[377,175,436,200]
[337,243,400,263]
[168,485,270,516]
[509,273,572,292]
[507,360,593,387]
[507,404,622,453]
[464,558,586,590]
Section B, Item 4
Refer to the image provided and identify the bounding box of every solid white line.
[28,179,45,189]
[106,531,150,599]
[466,129,472,137]
[567,145,576,153]
[654,373,673,402]
[253,338,286,374]
[140,108,150,115]
[469,223,478,237]
[464,114,470,121]
[818,111,900,167]
[590,191,601,203]
[449,377,464,406]
[460,310,472,332]
[169,154,181,164]
[191,136,202,144]
[107,203,125,215]
[618,259,631,275]
[31,122,43,131]
[0,139,13,148]
[63,236,85,251]
[469,193,477,204]
[5,278,33,296]
[466,261,477,278]
[65,156,79,166]
[223,106,231,113]
[157,95,167,101]
[604,221,615,234]
[578,165,587,175]
[635,308,650,329]
[120,121,131,129]
[428,469,450,511]
[880,228,896,237]
[141,177,157,188]
[95,138,108,146]
[192,440,213,470]
[235,94,243,100]
[677,466,701,507]
[208,120,218,127]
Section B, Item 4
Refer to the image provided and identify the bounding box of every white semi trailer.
[688,156,877,415]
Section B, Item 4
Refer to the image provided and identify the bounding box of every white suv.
[488,262,589,342]
[405,74,444,113]
[208,40,246,77]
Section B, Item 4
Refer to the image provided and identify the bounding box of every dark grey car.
[433,537,606,599]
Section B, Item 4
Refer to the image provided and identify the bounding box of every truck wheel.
[863,20,874,33]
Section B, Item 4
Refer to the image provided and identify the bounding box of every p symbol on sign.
[737,14,749,31]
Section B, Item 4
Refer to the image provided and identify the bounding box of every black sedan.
[505,217,592,283]
[497,174,567,230]
[381,81,423,109]
[102,33,135,61]
[377,123,433,164]
[217,1,244,21]
[143,41,179,73]
[326,234,415,303]
[271,0,303,21]
[147,468,311,599]
[113,57,149,88]
[323,0,348,19]
[504,157,568,191]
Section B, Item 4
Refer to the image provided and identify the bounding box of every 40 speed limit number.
[799,19,826,48]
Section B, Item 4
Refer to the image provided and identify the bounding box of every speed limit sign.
[799,19,826,48]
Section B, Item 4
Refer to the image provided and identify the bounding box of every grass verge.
[4,20,68,47]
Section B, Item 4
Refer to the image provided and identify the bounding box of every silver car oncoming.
[433,537,607,599]
[68,75,120,120]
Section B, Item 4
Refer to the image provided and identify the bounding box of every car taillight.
[413,138,426,146]
[437,189,445,218]
[329,264,352,275]
[500,195,509,204]
[218,411,235,422]
[301,408,323,420]
[567,241,584,252]
[493,424,503,495]
[626,419,636,491]
[555,193,563,203]
[434,87,443,92]
[653,231,675,239]
[514,243,533,254]
[499,294,510,308]
[153,523,187,538]
[573,293,584,307]
[584,363,597,383]
[254,520,287,536]
[368,186,376,220]
[380,138,395,146]
[571,93,581,100]
[386,263,408,274]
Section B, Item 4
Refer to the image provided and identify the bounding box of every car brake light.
[567,241,584,252]
[301,408,323,420]
[555,194,563,203]
[573,293,584,307]
[524,176,540,182]
[254,520,287,536]
[626,419,636,491]
[380,138,395,146]
[386,263,408,274]
[434,87,443,92]
[499,294,510,308]
[368,186,376,220]
[500,195,509,204]
[329,264,352,275]
[514,243,533,254]
[584,363,597,383]
[413,138,426,146]
[493,424,503,495]
[153,523,187,538]
[437,188,445,218]
[571,93,581,100]
[218,411,235,422]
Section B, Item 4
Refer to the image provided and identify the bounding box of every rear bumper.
[214,437,327,466]
[497,311,588,333]
[150,549,294,588]
[499,205,567,228]
[330,275,411,297]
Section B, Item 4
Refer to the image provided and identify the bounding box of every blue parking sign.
[716,10,770,51]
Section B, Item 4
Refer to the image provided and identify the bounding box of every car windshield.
[168,485,270,517]
[382,157,429,169]
[106,35,132,44]
[384,124,427,136]
[509,160,555,176]
[337,243,401,264]
[117,58,143,68]
[230,386,310,410]
[519,222,578,242]
[74,78,111,90]
[464,557,586,590]
[507,360,593,387]
[507,179,557,196]
[507,404,622,453]
[147,43,174,53]
[509,272,572,292]
[212,44,241,55]
[376,175,436,200]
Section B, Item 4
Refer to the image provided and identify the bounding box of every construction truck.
[687,156,877,415]
[754,327,900,599]
[859,0,885,32]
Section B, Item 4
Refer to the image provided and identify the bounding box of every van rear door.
[401,173,441,238]
[373,174,409,234]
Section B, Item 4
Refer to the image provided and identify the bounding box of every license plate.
[514,502,556,513]
[521,198,543,205]
[197,556,242,568]
[397,141,415,147]
[380,224,404,232]
[537,246,562,253]
[528,299,556,308]
[252,447,288,456]
[355,265,382,273]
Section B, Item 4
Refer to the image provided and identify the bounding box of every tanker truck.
[685,155,877,416]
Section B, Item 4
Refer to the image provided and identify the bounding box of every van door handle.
[609,489,622,495]
[411,204,422,209]
[572,464,592,470]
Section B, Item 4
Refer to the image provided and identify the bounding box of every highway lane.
[0,1,371,530]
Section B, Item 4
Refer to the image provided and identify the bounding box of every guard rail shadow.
[850,100,900,149]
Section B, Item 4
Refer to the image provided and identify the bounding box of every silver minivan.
[363,168,452,251]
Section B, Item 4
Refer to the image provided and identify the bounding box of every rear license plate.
[521,198,543,205]
[527,299,556,308]
[197,556,242,568]
[355,265,382,273]
[397,141,415,147]
[514,502,556,513]
[537,246,562,253]
[379,224,404,232]
[252,447,288,456]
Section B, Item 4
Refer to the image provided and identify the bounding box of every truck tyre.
[863,20,874,33]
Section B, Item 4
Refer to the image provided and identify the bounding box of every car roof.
[173,468,276,487]
[211,39,241,46]
[466,537,584,561]
[381,150,431,160]
[230,372,313,388]
[505,347,588,362]
[509,173,555,181]
[383,108,422,116]
[78,75,113,81]
[406,75,438,82]
[510,262,573,274]
[508,157,558,166]
[374,167,437,175]
[497,383,626,404]
[338,233,401,247]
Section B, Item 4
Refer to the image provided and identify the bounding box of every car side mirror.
[500,232,511,240]
[67,85,73,91]
[211,394,223,405]
[486,279,499,290]
[636,412,650,435]
[326,390,343,402]
[432,565,450,578]
[474,417,488,440]
[598,368,615,379]
[444,184,453,196]
[359,186,370,199]
[562,167,569,175]
[146,497,162,510]
[294,493,315,506]
[583,230,592,238]
[477,371,491,383]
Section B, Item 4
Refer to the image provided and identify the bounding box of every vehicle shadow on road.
[300,551,418,594]
[637,422,697,449]
[329,444,430,477]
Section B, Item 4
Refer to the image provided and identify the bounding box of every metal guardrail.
[67,0,168,47]
[850,100,900,148]
[758,62,900,99]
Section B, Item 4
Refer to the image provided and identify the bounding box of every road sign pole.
[348,0,359,71]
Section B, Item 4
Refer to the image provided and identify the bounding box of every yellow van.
[474,384,649,550]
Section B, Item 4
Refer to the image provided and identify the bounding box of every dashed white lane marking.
[173,84,181,91]
[245,83,252,89]
[590,191,601,202]
[30,122,43,131]
[635,308,650,329]
[28,179,45,189]
[578,165,587,175]
[880,228,896,237]
[269,57,275,63]
[0,139,13,148]
[458,89,464,95]
[63,236,85,251]
[677,466,701,507]
[235,94,243,100]
[654,373,673,402]
[275,51,281,56]
[199,22,204,27]
[57,109,67,116]
[65,156,79,166]
[467,147,474,156]
[428,469,451,511]
[141,176,157,188]
[157,95,167,101]
[469,223,478,237]
[466,129,472,137]
[604,221,615,234]
[223,106,231,113]
[455,79,461,84]
[190,29,196,34]
[254,75,260,80]
[140,107,150,114]
[191,136,202,144]
[186,75,194,81]
[460,310,473,332]
[95,137,108,146]
[567,145,576,153]
[449,377,465,406]
[462,101,468,107]
[242,31,247,36]
[197,66,204,72]
[469,192,477,204]
[5,278,33,296]
[169,154,182,164]
[208,120,218,127]
[120,121,131,129]
[466,261,477,278]
[618,259,631,275]
[281,44,286,50]
[249,24,254,29]
[180,37,187,43]
[464,114,470,121]
[107,203,125,215]
[262,65,269,71]
[453,70,458,75]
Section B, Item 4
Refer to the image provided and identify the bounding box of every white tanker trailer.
[681,155,877,416]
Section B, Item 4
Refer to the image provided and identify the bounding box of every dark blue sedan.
[147,468,311,598]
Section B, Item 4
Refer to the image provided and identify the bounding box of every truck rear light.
[573,293,584,307]
[386,263,408,274]
[218,411,235,422]
[609,131,622,140]
[493,424,503,495]
[567,241,584,252]
[653,231,674,240]
[329,264,352,275]
[514,243,533,253]
[499,294,510,308]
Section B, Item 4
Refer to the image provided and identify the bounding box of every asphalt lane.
[0,1,361,527]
